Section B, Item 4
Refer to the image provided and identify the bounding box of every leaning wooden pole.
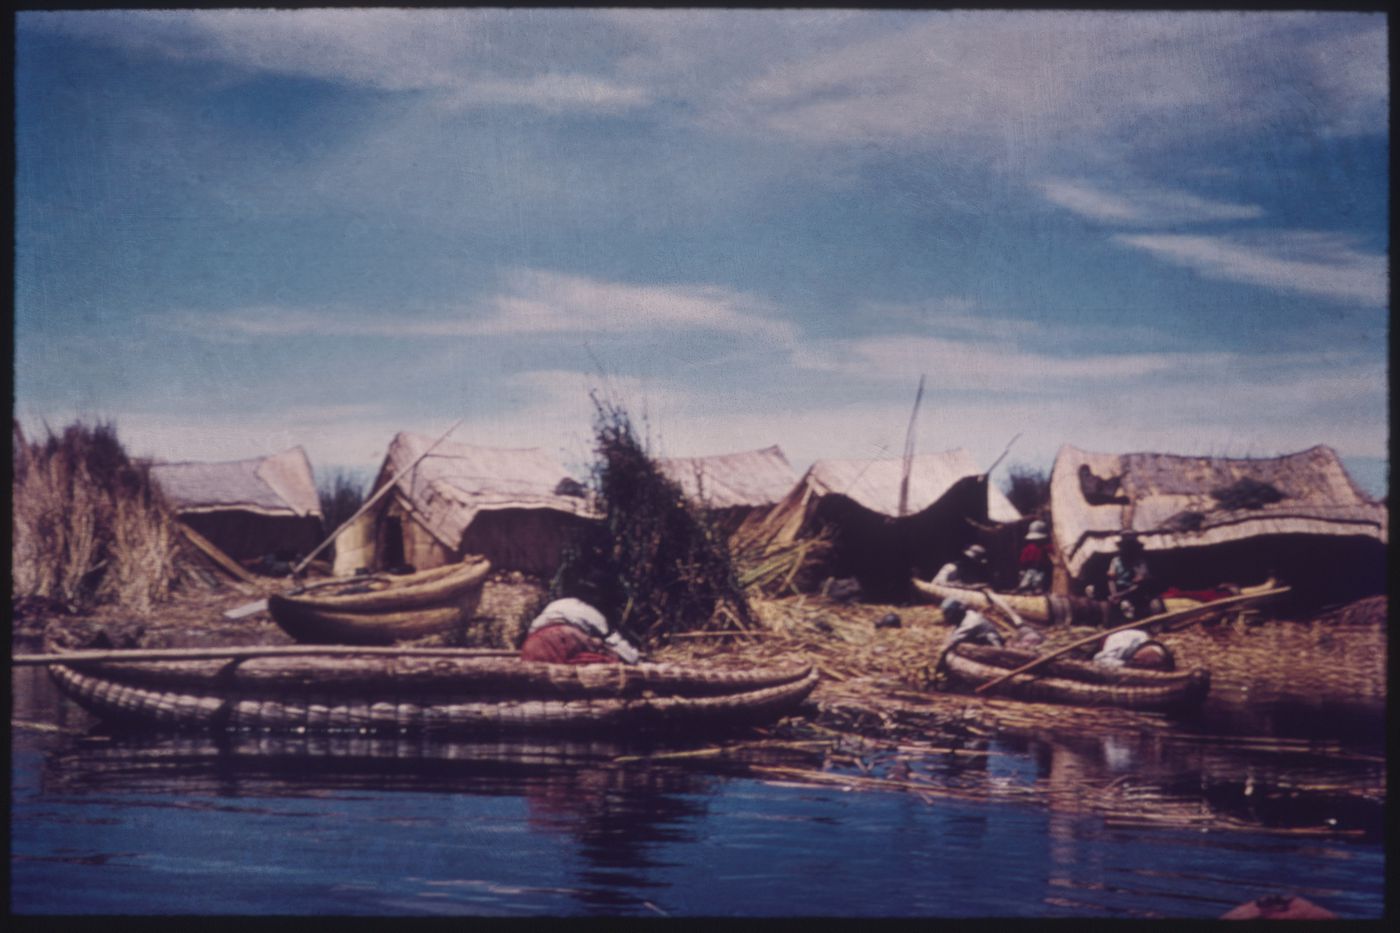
[972,587,1290,695]
[291,418,464,577]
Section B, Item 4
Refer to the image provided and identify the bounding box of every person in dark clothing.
[933,544,990,586]
[1106,533,1164,622]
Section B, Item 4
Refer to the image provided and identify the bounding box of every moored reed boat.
[45,648,819,735]
[941,643,1210,711]
[913,579,1110,626]
[913,578,1278,627]
[268,556,492,645]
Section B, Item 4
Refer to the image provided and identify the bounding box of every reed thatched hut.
[332,432,599,578]
[149,447,322,564]
[742,449,1021,601]
[656,445,799,538]
[1049,444,1387,606]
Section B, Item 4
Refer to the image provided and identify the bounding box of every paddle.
[971,587,1290,696]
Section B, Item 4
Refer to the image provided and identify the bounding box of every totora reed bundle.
[541,396,755,646]
[12,420,180,613]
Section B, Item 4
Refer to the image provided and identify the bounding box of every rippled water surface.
[10,665,1385,917]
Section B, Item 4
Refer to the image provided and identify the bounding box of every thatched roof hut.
[743,449,1021,600]
[333,432,599,578]
[656,445,799,537]
[149,447,322,563]
[1049,444,1387,605]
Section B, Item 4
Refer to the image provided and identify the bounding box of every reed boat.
[912,579,1109,626]
[913,578,1279,627]
[941,643,1210,711]
[267,556,492,645]
[44,648,819,735]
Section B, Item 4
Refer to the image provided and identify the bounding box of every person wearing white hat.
[1014,520,1052,594]
[932,543,990,587]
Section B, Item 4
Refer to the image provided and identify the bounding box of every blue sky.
[13,10,1389,496]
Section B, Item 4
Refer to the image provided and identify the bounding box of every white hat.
[1026,520,1048,541]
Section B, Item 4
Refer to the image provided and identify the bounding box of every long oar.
[972,587,1290,696]
[14,645,520,666]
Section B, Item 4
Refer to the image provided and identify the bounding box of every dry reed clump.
[11,421,180,614]
[544,396,754,646]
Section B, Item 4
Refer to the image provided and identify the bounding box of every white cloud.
[25,9,654,115]
[1113,231,1388,306]
[1037,178,1265,226]
[721,12,1386,152]
[151,270,798,345]
[449,74,650,114]
[792,335,1234,388]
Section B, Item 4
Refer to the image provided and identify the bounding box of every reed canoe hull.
[268,558,491,645]
[46,656,819,735]
[942,644,1209,711]
[913,580,1111,626]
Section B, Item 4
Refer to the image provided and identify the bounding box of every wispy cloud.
[152,269,798,345]
[792,335,1234,388]
[723,12,1385,152]
[25,9,655,115]
[1113,231,1388,306]
[1037,178,1265,226]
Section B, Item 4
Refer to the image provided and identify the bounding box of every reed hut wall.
[1049,444,1387,605]
[149,447,322,563]
[335,432,600,578]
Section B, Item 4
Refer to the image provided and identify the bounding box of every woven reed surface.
[650,593,1386,739]
[48,664,819,733]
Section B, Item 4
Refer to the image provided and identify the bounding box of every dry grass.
[12,421,180,613]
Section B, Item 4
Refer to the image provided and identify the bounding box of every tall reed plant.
[11,421,180,613]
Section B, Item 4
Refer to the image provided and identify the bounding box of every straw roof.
[150,447,321,518]
[657,445,799,510]
[381,432,598,552]
[1050,444,1387,579]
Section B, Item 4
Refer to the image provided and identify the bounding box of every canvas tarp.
[657,446,798,510]
[1049,444,1387,594]
[335,432,598,577]
[742,449,1021,599]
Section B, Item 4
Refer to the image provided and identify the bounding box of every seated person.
[933,544,990,587]
[520,596,640,665]
[1014,520,1052,594]
[940,598,1003,650]
[1091,628,1174,670]
[1107,534,1165,621]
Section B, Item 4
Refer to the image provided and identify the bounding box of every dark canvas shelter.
[1049,444,1387,606]
[743,449,1021,600]
[657,445,799,538]
[333,432,599,578]
[149,447,323,564]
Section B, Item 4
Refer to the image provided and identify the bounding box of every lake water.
[10,662,1386,918]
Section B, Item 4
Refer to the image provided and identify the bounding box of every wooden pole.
[14,644,520,666]
[980,586,1026,629]
[972,587,1290,695]
[291,418,464,577]
[897,374,925,518]
[176,523,260,586]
